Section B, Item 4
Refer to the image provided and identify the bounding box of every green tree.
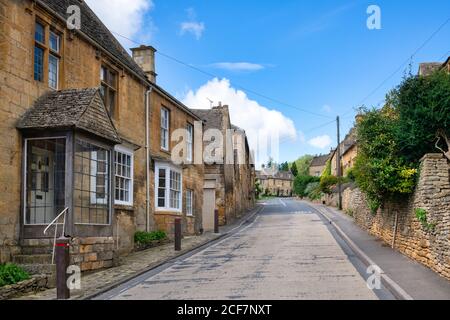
[290,161,298,176]
[389,71,450,162]
[293,175,320,197]
[255,179,263,198]
[279,161,289,171]
[291,155,314,176]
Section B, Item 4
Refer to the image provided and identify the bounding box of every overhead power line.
[110,30,333,119]
[341,16,450,118]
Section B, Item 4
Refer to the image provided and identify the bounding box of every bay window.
[155,163,182,211]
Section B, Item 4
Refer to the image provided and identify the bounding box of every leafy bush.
[345,167,356,182]
[134,230,167,245]
[293,175,320,197]
[0,263,30,287]
[304,182,322,200]
[353,71,450,213]
[319,175,338,195]
[354,107,417,212]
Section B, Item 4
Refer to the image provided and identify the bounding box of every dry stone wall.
[320,154,450,280]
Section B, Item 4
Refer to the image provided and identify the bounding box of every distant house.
[330,127,357,176]
[309,154,331,177]
[418,57,450,76]
[257,170,294,197]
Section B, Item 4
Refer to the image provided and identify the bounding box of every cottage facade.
[191,106,255,228]
[0,0,203,274]
[257,171,294,197]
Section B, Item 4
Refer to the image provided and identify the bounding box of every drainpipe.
[145,86,153,232]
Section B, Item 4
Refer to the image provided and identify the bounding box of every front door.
[202,187,215,232]
[30,146,55,223]
[23,137,66,238]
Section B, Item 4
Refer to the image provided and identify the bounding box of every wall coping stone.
[420,153,445,162]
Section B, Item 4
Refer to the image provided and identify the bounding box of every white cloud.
[209,62,265,72]
[180,22,205,40]
[85,0,154,47]
[180,8,205,40]
[308,135,332,149]
[182,78,297,157]
[322,105,332,113]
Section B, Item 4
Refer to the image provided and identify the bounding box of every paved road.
[98,199,392,300]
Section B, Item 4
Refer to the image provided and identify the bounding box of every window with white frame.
[186,123,193,162]
[114,147,133,206]
[48,31,60,89]
[186,189,194,216]
[161,107,169,150]
[155,163,182,211]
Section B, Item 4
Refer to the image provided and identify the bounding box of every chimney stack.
[131,45,157,83]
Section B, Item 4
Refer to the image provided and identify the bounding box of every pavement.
[16,206,262,300]
[17,198,450,300]
[96,199,384,300]
[309,201,450,300]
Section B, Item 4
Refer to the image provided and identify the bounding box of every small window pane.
[49,32,60,52]
[48,55,59,89]
[35,22,45,43]
[34,46,44,81]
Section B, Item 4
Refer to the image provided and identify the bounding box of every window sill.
[154,210,182,216]
[114,204,134,211]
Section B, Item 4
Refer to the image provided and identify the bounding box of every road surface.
[97,198,394,300]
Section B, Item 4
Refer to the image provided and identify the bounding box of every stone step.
[21,239,54,247]
[21,245,53,255]
[12,254,53,265]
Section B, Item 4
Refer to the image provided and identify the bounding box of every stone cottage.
[309,154,331,177]
[257,171,294,197]
[0,0,202,275]
[191,106,255,229]
[130,46,204,237]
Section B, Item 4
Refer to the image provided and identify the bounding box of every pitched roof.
[17,88,121,143]
[191,108,224,130]
[310,154,330,167]
[257,169,294,181]
[418,62,443,76]
[38,0,147,81]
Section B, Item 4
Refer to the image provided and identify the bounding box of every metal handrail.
[44,207,69,264]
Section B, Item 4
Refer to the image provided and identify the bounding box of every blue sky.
[87,0,450,166]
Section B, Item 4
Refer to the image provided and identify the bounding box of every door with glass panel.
[25,138,66,233]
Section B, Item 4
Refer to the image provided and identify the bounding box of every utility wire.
[111,30,333,119]
[341,16,450,118]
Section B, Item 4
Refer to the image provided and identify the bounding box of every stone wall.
[70,237,116,272]
[321,154,450,280]
[0,275,49,300]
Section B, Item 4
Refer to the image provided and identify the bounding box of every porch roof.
[17,88,121,144]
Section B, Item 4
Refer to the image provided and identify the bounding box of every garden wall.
[320,153,450,280]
